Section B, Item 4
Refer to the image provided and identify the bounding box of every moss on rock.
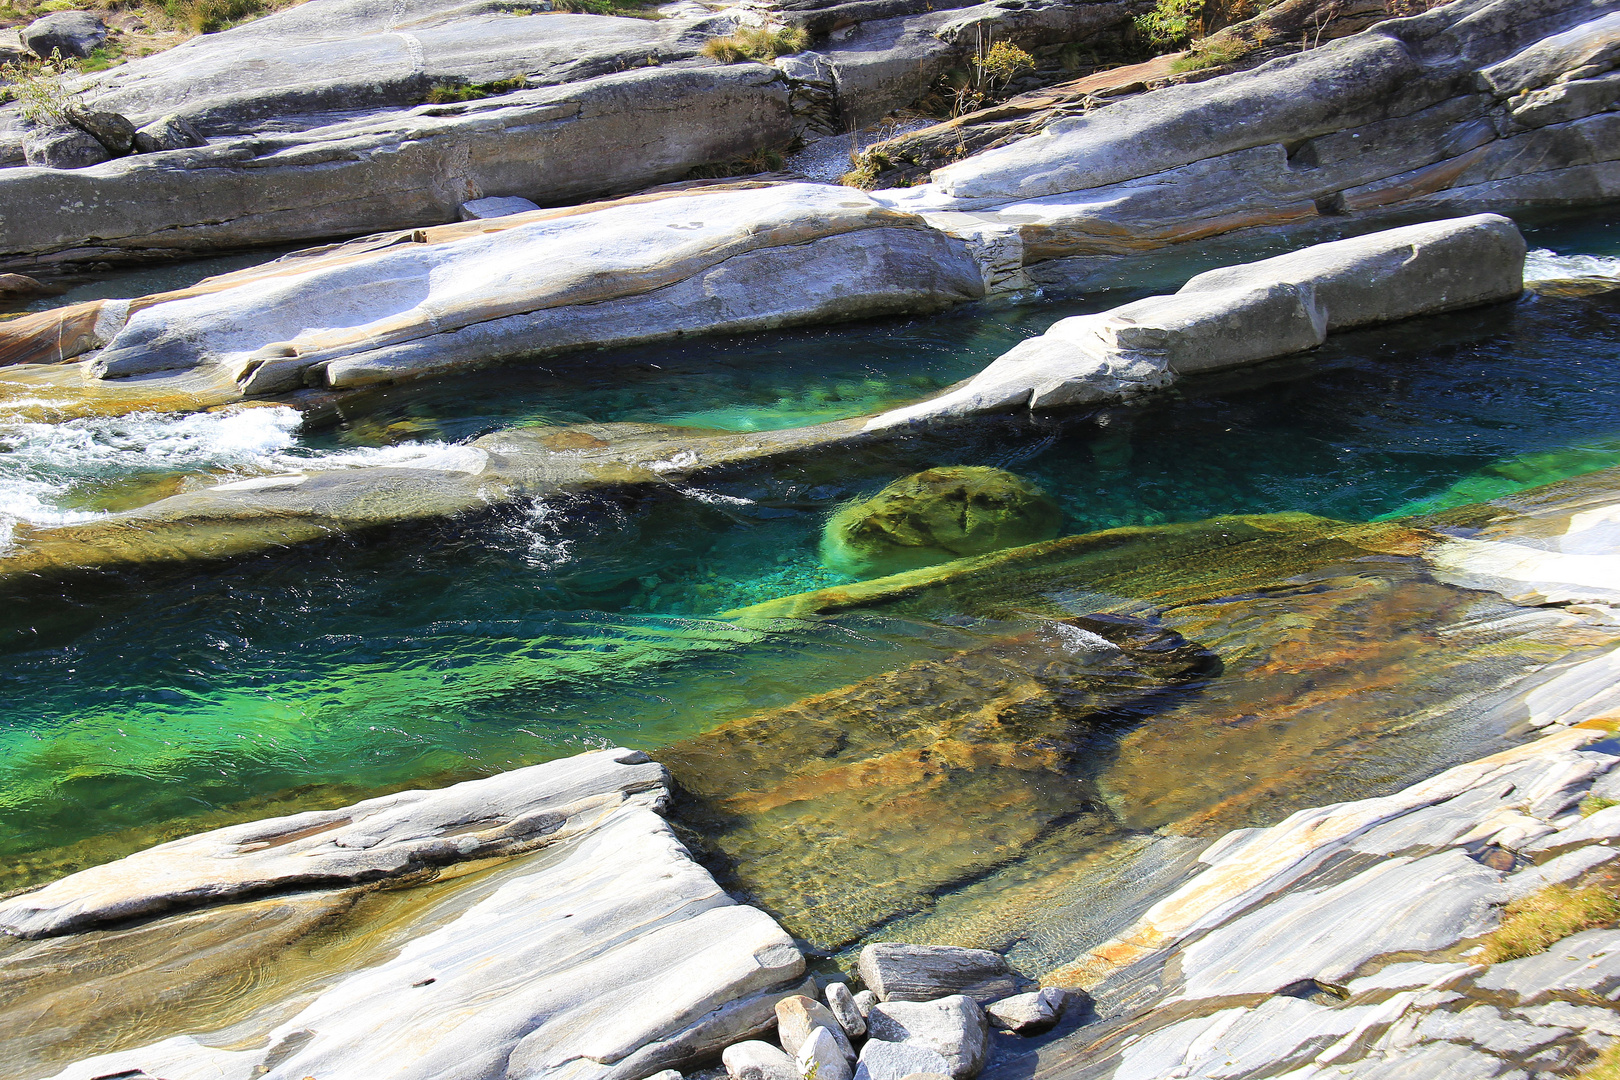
[820,465,1062,578]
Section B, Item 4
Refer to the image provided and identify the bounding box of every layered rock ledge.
[0,213,1527,582]
[0,748,809,1080]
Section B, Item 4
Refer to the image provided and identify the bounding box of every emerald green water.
[2,210,1619,870]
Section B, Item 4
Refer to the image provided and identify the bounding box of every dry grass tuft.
[700,25,810,63]
[1479,883,1620,965]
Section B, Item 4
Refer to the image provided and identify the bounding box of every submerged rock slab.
[661,613,1216,951]
[867,213,1526,426]
[12,748,808,1080]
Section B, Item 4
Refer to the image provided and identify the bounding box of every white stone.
[852,1040,953,1080]
[865,996,989,1080]
[725,1042,799,1080]
[797,1025,854,1080]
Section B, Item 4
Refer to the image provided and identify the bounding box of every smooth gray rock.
[797,1026,854,1080]
[854,990,878,1017]
[868,214,1525,428]
[22,10,106,59]
[1172,849,1505,1001]
[857,944,1018,1004]
[646,1072,684,1080]
[1475,927,1620,1000]
[853,1041,954,1080]
[826,981,867,1039]
[725,1040,800,1080]
[460,195,541,220]
[34,748,810,1080]
[778,994,857,1061]
[865,996,989,1080]
[0,65,798,270]
[21,122,109,169]
[983,988,1068,1034]
[0,746,668,938]
[132,114,206,153]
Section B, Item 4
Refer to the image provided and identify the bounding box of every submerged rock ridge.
[867,212,1527,426]
[1,748,809,1080]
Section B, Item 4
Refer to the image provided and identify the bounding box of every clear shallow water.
[1,209,1619,866]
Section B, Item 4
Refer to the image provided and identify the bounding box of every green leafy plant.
[424,76,529,104]
[700,25,810,63]
[0,49,82,123]
[1581,794,1620,817]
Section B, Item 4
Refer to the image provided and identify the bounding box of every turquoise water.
[1,209,1619,865]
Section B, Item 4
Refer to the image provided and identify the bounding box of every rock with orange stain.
[661,613,1212,952]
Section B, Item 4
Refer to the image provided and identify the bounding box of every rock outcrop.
[879,0,1620,278]
[989,719,1620,1079]
[0,216,1527,583]
[5,748,810,1080]
[0,0,1142,269]
[867,213,1526,427]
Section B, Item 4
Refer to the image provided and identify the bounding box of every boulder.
[867,214,1527,428]
[725,1040,800,1080]
[21,10,106,59]
[865,996,990,1080]
[777,994,857,1061]
[983,988,1070,1034]
[857,944,1018,1005]
[0,272,63,303]
[460,195,542,220]
[797,1026,854,1080]
[21,122,110,169]
[66,106,135,154]
[854,1041,955,1080]
[820,466,1062,577]
[854,990,878,1016]
[131,113,206,153]
[827,981,868,1038]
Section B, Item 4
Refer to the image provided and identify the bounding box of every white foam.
[0,405,469,549]
[1525,247,1620,283]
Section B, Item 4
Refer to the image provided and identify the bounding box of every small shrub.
[1137,0,1205,49]
[701,25,810,63]
[1169,32,1249,71]
[1581,795,1620,817]
[1479,883,1620,964]
[685,146,785,179]
[0,50,82,123]
[977,39,1033,84]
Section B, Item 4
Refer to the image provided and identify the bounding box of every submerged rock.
[662,613,1212,951]
[822,467,1062,577]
